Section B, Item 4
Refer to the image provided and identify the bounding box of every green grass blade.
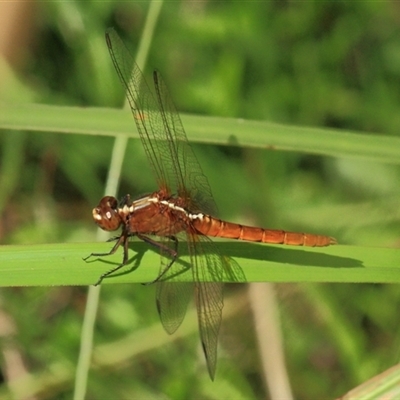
[1,242,399,286]
[2,103,400,164]
[73,4,164,398]
[339,363,400,400]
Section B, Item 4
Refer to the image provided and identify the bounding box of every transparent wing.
[152,71,216,215]
[105,28,216,215]
[105,28,246,379]
[106,28,170,191]
[156,281,193,334]
[156,232,193,334]
[190,233,246,379]
[153,233,223,379]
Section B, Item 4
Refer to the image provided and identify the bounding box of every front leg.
[83,233,127,262]
[92,232,132,286]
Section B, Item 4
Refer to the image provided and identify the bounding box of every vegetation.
[1,1,400,398]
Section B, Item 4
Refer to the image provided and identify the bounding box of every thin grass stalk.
[73,1,164,398]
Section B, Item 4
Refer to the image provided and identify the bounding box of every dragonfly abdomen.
[194,215,336,247]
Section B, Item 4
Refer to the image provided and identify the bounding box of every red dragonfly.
[87,28,336,380]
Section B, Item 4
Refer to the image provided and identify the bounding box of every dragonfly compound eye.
[92,196,121,231]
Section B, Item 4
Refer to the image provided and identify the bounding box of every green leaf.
[2,102,400,164]
[1,241,399,287]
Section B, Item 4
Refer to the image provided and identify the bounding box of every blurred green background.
[1,1,400,398]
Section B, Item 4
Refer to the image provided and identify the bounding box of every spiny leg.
[83,234,126,262]
[93,234,131,286]
[137,234,178,284]
[89,233,179,286]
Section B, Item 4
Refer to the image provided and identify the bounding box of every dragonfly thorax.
[149,197,205,222]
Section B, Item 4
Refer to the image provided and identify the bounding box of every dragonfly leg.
[106,235,122,243]
[83,233,126,263]
[137,234,178,284]
[83,232,131,286]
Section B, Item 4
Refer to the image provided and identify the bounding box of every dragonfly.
[87,27,337,380]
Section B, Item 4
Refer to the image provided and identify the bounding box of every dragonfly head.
[92,196,122,231]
